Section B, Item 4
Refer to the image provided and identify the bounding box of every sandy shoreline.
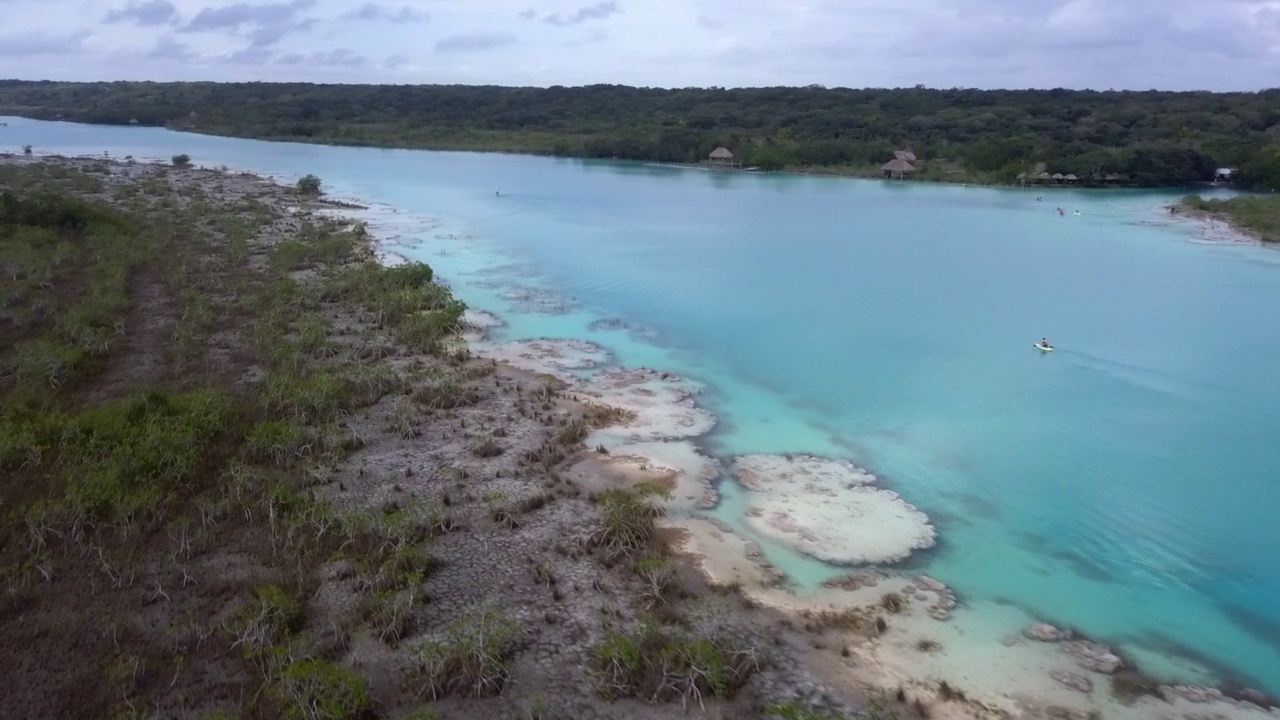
[10,150,1275,719]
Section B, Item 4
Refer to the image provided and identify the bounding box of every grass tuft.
[411,605,519,699]
[589,620,760,708]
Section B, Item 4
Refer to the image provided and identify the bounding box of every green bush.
[244,420,315,468]
[413,606,519,699]
[589,489,661,560]
[273,658,371,720]
[320,261,465,351]
[234,584,303,658]
[296,174,322,195]
[766,702,850,720]
[590,621,759,705]
[15,390,237,522]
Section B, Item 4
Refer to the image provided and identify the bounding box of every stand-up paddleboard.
[1034,344,1054,352]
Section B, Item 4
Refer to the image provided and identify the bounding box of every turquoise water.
[7,118,1280,693]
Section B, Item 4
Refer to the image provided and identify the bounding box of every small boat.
[1034,343,1054,352]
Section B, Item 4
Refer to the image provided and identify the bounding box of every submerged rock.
[461,308,504,330]
[1050,670,1094,693]
[1044,705,1094,720]
[822,572,886,591]
[731,455,936,565]
[1166,685,1214,703]
[1062,640,1123,674]
[1024,623,1069,642]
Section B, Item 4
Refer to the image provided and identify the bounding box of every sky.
[0,0,1279,90]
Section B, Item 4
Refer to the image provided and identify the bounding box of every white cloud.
[1,0,1278,90]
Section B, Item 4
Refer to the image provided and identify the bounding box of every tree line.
[3,80,1279,187]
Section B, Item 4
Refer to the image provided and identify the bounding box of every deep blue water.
[6,117,1279,693]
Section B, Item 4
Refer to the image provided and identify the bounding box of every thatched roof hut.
[708,146,738,167]
[894,150,917,163]
[882,157,916,179]
[1064,173,1079,182]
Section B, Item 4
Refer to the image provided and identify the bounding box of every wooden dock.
[642,162,761,173]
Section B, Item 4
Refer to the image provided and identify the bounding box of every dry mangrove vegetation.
[0,155,872,720]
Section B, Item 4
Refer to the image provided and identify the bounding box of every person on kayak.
[1041,338,1051,348]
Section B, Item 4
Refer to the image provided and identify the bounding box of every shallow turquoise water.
[7,117,1280,693]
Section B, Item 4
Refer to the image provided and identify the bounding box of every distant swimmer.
[495,189,501,196]
[1057,207,1065,216]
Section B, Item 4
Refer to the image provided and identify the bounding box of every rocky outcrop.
[916,575,958,620]
[731,455,936,565]
[1062,640,1123,674]
[581,368,715,442]
[1050,670,1094,693]
[1044,705,1095,720]
[822,572,886,591]
[1024,623,1070,642]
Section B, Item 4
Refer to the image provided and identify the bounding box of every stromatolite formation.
[730,454,936,565]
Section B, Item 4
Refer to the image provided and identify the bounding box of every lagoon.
[6,116,1280,696]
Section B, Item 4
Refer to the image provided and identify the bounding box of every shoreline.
[1,114,1239,194]
[1170,199,1280,247]
[11,149,1278,718]
[374,215,1280,712]
[326,158,1280,716]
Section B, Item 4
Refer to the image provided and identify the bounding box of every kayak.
[1034,344,1054,352]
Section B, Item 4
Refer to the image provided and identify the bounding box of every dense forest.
[4,80,1280,187]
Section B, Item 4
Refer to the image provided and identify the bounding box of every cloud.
[880,0,1280,87]
[104,0,179,26]
[185,0,314,31]
[543,1,619,26]
[146,35,196,61]
[183,0,317,48]
[247,19,316,47]
[340,3,427,23]
[0,30,91,56]
[277,47,367,66]
[434,33,517,53]
[5,0,1280,90]
[219,45,276,65]
[566,28,608,46]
